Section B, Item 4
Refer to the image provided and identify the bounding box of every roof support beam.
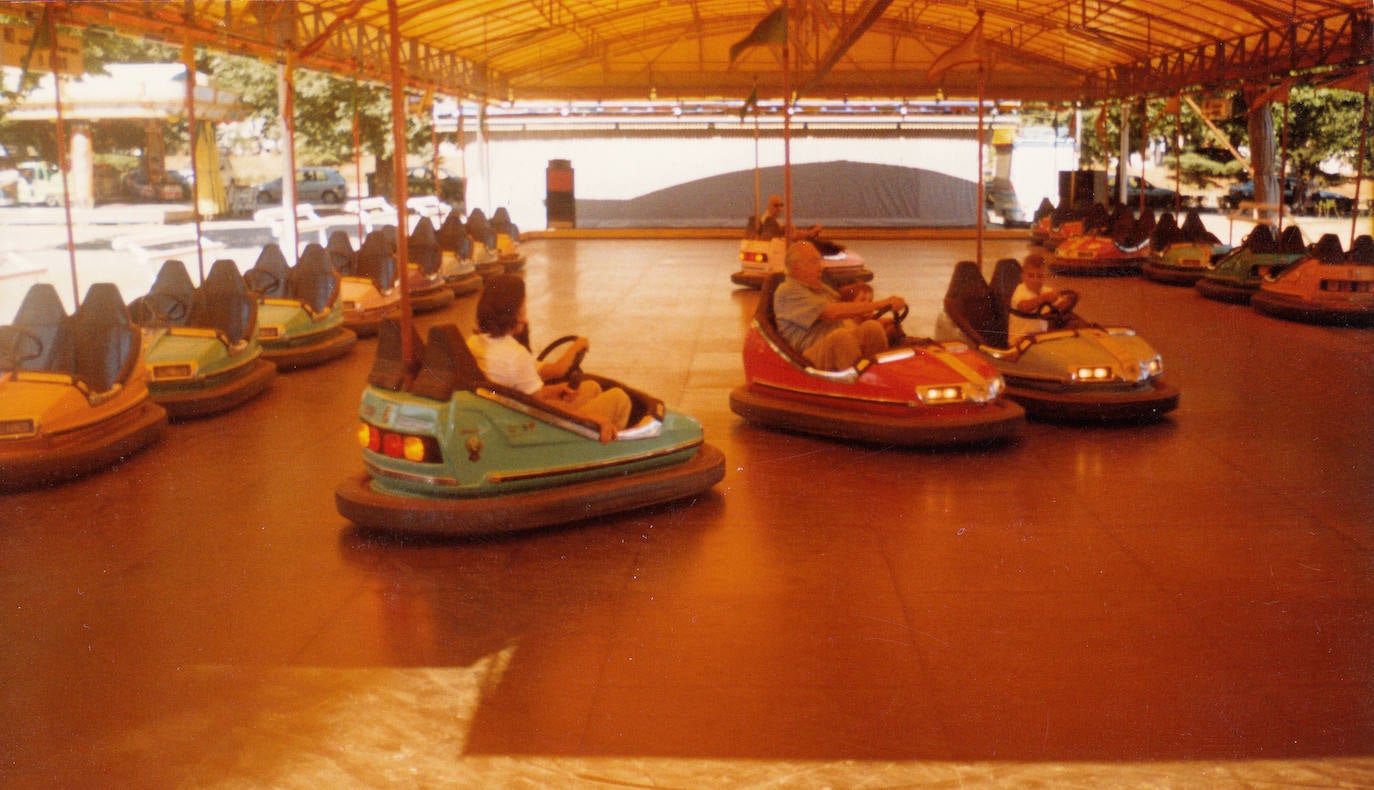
[804,0,894,94]
[21,0,504,100]
[1092,10,1373,100]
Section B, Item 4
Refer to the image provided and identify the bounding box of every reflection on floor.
[3,237,1372,787]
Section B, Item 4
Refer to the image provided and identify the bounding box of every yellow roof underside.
[18,1,1374,103]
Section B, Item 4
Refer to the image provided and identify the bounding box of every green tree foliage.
[2,17,436,192]
[204,51,436,196]
[1031,87,1370,194]
[1278,85,1368,187]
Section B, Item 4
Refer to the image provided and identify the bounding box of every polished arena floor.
[3,235,1373,787]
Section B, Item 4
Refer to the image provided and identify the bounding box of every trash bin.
[546,159,574,229]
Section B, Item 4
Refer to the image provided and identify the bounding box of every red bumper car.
[1051,205,1154,276]
[729,275,1024,446]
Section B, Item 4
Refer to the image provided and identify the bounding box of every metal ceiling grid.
[9,1,1372,104]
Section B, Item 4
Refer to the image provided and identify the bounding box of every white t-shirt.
[466,333,542,394]
[1007,283,1048,344]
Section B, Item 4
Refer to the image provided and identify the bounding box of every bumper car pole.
[387,0,415,368]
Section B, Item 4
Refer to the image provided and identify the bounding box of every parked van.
[16,161,65,207]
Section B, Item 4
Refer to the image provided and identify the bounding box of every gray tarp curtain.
[575,160,977,229]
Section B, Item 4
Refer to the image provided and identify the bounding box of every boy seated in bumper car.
[1008,254,1082,344]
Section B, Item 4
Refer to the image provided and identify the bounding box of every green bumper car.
[244,243,357,370]
[131,259,276,420]
[336,319,725,536]
[937,259,1178,422]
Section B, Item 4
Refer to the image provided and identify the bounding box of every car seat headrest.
[291,243,340,314]
[190,259,258,345]
[2,283,73,374]
[326,231,356,275]
[407,217,442,276]
[72,283,138,393]
[246,244,293,298]
[409,323,484,401]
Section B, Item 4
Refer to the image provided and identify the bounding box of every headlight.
[987,376,1003,399]
[1072,366,1114,381]
[151,363,194,380]
[919,385,965,404]
[0,418,37,438]
[1147,357,1163,376]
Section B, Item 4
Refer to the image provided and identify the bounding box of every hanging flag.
[738,85,759,120]
[926,19,984,82]
[729,6,787,64]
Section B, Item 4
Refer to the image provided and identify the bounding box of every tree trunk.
[370,154,395,200]
[1247,105,1278,222]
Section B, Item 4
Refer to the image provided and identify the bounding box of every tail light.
[357,421,441,463]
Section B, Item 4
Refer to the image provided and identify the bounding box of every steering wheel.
[0,326,44,370]
[874,300,909,324]
[1036,289,1079,323]
[871,300,909,344]
[243,268,282,297]
[146,292,190,325]
[536,334,587,385]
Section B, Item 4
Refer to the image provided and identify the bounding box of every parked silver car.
[256,167,347,204]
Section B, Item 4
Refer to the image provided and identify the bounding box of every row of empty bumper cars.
[129,259,277,420]
[1140,211,1230,285]
[0,283,168,491]
[1195,224,1308,304]
[729,274,1025,447]
[401,218,458,314]
[465,207,526,278]
[335,318,725,537]
[329,219,458,337]
[936,259,1179,422]
[434,213,483,295]
[1250,234,1374,327]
